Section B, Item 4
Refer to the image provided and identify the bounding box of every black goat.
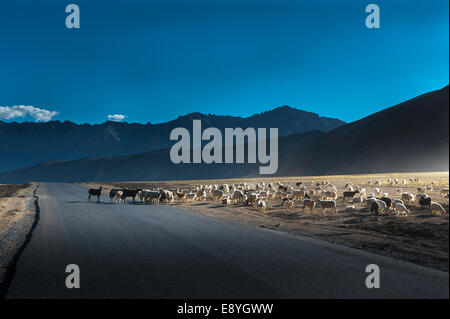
[343,190,359,202]
[379,197,392,209]
[419,196,432,209]
[120,189,141,203]
[88,186,102,203]
[370,201,380,215]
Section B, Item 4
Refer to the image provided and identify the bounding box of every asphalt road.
[5,183,449,298]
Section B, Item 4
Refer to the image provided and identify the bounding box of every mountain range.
[0,106,344,172]
[0,86,448,183]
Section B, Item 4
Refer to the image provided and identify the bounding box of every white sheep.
[430,202,446,215]
[395,203,410,216]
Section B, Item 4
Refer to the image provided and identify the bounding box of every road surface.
[5,183,449,298]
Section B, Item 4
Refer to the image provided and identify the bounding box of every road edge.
[0,184,40,299]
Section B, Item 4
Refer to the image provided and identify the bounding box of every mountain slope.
[0,86,447,183]
[0,106,344,172]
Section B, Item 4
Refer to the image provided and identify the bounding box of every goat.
[342,190,359,202]
[88,186,102,203]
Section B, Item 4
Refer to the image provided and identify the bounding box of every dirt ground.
[0,183,36,289]
[88,172,449,272]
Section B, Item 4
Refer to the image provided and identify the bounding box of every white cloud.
[107,114,127,122]
[0,105,59,122]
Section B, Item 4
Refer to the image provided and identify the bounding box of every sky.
[0,0,448,124]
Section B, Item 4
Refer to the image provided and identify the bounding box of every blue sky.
[0,0,448,124]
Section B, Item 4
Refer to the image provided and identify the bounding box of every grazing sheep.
[396,188,402,195]
[390,199,404,210]
[430,202,446,215]
[353,196,363,203]
[395,203,410,216]
[440,188,449,197]
[401,192,414,203]
[375,199,387,211]
[379,197,392,210]
[88,186,102,203]
[318,200,337,213]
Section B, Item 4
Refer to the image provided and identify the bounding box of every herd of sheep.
[88,177,449,216]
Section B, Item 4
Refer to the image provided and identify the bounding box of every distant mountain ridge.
[0,106,344,172]
[0,86,447,183]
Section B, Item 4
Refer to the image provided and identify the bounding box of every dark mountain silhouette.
[0,86,447,183]
[0,106,344,172]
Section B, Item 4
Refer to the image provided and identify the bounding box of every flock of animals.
[87,176,449,216]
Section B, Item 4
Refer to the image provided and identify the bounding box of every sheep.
[282,198,294,209]
[109,188,120,201]
[345,205,356,212]
[185,193,197,202]
[246,193,259,206]
[175,192,187,202]
[394,203,410,216]
[426,185,433,192]
[257,200,266,211]
[375,199,387,211]
[318,200,337,213]
[232,190,245,203]
[373,188,382,197]
[396,188,402,195]
[221,196,232,205]
[401,192,414,203]
[390,199,404,210]
[114,190,124,203]
[379,197,392,210]
[352,196,363,203]
[160,190,174,203]
[440,188,449,197]
[430,202,446,215]
[291,189,305,201]
[212,189,224,201]
[343,190,359,202]
[88,186,102,203]
[143,190,162,204]
[322,190,337,200]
